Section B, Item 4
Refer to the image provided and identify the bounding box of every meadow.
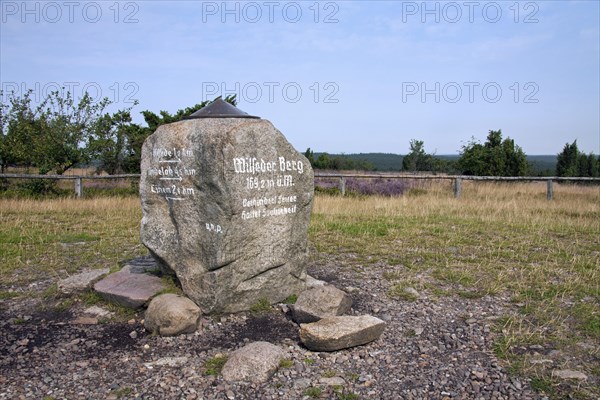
[0,180,598,398]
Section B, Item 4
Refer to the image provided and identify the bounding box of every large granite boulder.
[140,103,314,314]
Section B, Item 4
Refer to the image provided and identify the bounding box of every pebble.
[553,370,588,381]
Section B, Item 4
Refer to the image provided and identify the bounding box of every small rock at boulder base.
[139,114,314,314]
[292,285,352,323]
[144,293,201,336]
[306,275,327,288]
[299,315,386,352]
[221,341,286,383]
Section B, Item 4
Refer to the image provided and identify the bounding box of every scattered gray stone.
[120,255,161,274]
[143,357,189,369]
[306,275,327,288]
[404,287,420,299]
[94,270,166,308]
[552,369,588,381]
[83,305,113,318]
[319,376,345,386]
[221,341,286,383]
[530,359,554,365]
[292,285,352,324]
[70,316,98,325]
[139,107,314,314]
[144,293,201,336]
[299,315,386,352]
[345,286,359,294]
[57,268,109,294]
[293,378,312,390]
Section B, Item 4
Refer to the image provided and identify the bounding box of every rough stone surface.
[144,294,201,336]
[121,256,161,274]
[57,268,109,294]
[221,341,286,383]
[140,117,314,313]
[299,315,386,352]
[93,271,166,308]
[553,369,588,381]
[306,274,327,288]
[292,285,352,323]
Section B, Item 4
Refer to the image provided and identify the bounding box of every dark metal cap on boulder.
[185,97,260,119]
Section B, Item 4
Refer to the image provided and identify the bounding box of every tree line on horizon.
[0,90,598,178]
[307,132,598,178]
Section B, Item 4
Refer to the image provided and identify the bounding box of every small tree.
[556,140,580,177]
[458,130,529,176]
[0,89,115,174]
[304,148,315,165]
[402,139,435,172]
[556,140,599,177]
[88,105,138,175]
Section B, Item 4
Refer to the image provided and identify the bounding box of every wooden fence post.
[453,178,462,198]
[339,177,346,196]
[547,180,553,201]
[75,177,83,198]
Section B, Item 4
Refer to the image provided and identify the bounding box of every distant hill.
[527,155,558,176]
[313,152,557,175]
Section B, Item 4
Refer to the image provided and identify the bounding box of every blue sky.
[1,0,599,155]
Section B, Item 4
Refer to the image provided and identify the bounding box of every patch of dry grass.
[0,197,146,287]
[311,181,599,398]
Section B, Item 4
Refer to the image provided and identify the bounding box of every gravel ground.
[0,256,557,400]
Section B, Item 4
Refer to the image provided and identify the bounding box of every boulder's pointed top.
[185,97,260,119]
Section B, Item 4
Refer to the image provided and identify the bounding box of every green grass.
[283,293,298,304]
[333,387,359,400]
[249,297,272,314]
[304,387,323,398]
[387,285,419,302]
[203,355,228,376]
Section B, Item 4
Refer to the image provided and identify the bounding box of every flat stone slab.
[299,315,386,352]
[552,370,588,381]
[292,285,352,324]
[94,271,166,308]
[221,341,286,383]
[58,268,109,294]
